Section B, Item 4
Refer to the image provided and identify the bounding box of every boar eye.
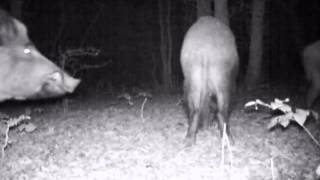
[23,42,34,54]
[23,48,31,54]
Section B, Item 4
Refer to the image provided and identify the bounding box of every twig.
[301,125,320,147]
[271,157,275,180]
[221,128,225,168]
[75,60,111,71]
[64,48,100,57]
[140,97,148,121]
[1,125,9,159]
[220,123,234,173]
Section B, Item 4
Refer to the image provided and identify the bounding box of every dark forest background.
[1,0,320,94]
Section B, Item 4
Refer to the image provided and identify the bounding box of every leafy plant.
[245,98,320,147]
[117,91,153,121]
[0,114,33,159]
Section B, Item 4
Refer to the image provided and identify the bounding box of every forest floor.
[0,85,319,180]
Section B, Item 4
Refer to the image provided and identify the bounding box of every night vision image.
[0,0,319,179]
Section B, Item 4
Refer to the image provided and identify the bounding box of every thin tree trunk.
[196,0,211,17]
[166,0,173,89]
[288,0,304,52]
[278,13,289,80]
[52,1,65,55]
[245,0,266,88]
[274,0,304,52]
[158,0,166,88]
[214,0,229,25]
[158,0,173,92]
[273,0,305,82]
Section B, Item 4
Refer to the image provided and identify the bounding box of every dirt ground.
[0,87,319,180]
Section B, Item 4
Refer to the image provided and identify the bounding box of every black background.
[1,0,319,93]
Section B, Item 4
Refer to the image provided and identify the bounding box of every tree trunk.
[158,0,173,92]
[245,0,266,88]
[51,1,66,55]
[196,0,212,17]
[9,0,23,20]
[166,0,173,89]
[214,0,229,25]
[287,0,304,52]
[278,12,289,81]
